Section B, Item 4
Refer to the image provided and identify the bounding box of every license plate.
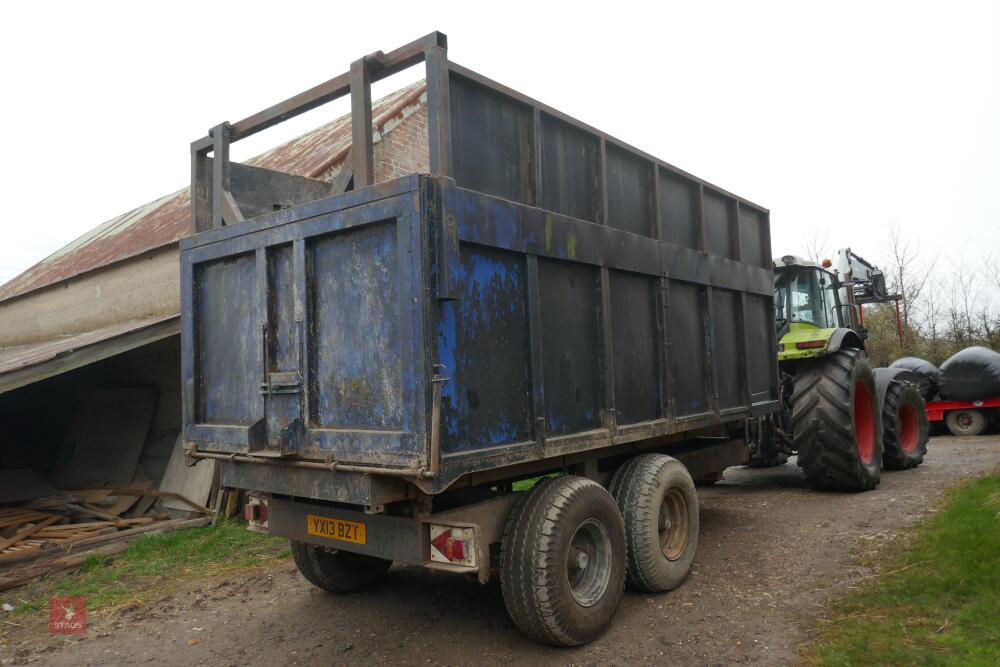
[306,514,366,545]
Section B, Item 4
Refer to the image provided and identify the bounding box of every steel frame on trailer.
[185,31,780,496]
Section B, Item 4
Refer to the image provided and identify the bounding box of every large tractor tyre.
[500,476,627,647]
[291,541,391,593]
[792,348,883,491]
[881,382,929,470]
[945,409,986,437]
[610,454,699,593]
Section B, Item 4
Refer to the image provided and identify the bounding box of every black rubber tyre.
[945,409,986,437]
[500,476,626,647]
[290,541,391,593]
[610,454,699,593]
[882,381,929,470]
[793,348,883,491]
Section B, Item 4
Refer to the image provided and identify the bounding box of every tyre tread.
[500,476,625,646]
[882,382,929,469]
[793,348,882,491]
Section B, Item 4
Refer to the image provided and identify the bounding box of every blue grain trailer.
[182,32,779,646]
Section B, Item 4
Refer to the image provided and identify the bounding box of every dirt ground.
[2,435,998,666]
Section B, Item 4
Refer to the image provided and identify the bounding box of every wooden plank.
[33,521,116,532]
[0,542,129,592]
[0,516,61,552]
[330,149,354,194]
[0,517,210,567]
[0,509,49,518]
[104,477,152,517]
[74,489,118,504]
[156,435,216,513]
[224,490,240,519]
[126,494,157,518]
[112,488,211,515]
[0,512,54,529]
[66,504,128,527]
[0,545,40,557]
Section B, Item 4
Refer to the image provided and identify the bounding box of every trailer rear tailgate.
[181,180,430,470]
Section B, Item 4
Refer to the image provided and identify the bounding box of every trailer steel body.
[182,32,779,645]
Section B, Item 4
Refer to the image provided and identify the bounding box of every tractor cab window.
[776,267,839,329]
[817,270,840,327]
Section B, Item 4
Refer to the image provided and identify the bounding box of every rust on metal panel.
[0,82,427,304]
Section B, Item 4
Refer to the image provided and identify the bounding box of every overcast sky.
[0,1,996,287]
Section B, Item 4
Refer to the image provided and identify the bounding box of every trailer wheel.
[290,541,391,593]
[945,409,986,437]
[610,454,699,592]
[793,348,883,491]
[500,476,626,647]
[881,382,929,469]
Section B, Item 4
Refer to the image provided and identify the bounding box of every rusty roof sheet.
[0,313,178,392]
[0,81,427,303]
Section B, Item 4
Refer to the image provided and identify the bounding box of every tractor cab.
[773,255,845,361]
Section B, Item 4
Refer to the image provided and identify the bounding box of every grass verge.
[3,519,289,617]
[805,472,1000,666]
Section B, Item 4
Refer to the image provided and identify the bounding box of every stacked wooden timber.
[0,487,212,592]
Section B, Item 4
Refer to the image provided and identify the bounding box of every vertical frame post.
[350,57,375,188]
[733,202,752,406]
[425,45,452,177]
[293,239,310,427]
[599,267,616,433]
[531,108,543,207]
[698,185,720,415]
[190,142,211,234]
[598,139,609,225]
[526,255,546,454]
[211,123,232,230]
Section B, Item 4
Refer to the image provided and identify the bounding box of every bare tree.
[801,227,830,263]
[945,256,980,347]
[883,221,937,342]
[985,255,1000,291]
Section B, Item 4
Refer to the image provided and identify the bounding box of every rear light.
[429,525,477,567]
[795,340,826,349]
[244,496,269,533]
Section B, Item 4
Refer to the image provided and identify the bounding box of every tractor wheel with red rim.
[882,381,929,470]
[792,348,883,491]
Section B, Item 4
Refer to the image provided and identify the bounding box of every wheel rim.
[566,518,613,607]
[659,488,689,561]
[899,402,919,452]
[957,412,973,429]
[853,381,876,464]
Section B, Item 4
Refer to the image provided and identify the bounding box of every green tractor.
[747,251,929,490]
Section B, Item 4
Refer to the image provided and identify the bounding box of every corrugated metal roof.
[0,314,179,394]
[0,81,427,303]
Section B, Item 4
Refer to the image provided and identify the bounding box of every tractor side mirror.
[858,327,869,340]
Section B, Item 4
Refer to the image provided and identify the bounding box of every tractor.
[746,249,929,490]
